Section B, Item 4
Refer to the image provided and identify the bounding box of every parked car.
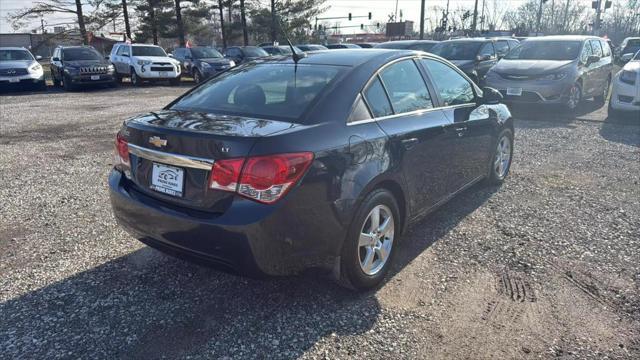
[296,44,329,52]
[486,37,520,59]
[223,46,269,65]
[617,37,640,65]
[355,43,378,48]
[326,43,361,49]
[172,46,235,83]
[0,47,45,91]
[50,45,115,90]
[430,38,498,83]
[109,49,514,290]
[374,40,439,53]
[260,45,303,56]
[484,35,613,111]
[609,50,640,118]
[109,43,181,86]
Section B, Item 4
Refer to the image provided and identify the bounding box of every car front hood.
[493,59,574,75]
[64,60,110,67]
[0,60,33,69]
[133,56,176,64]
[202,59,231,66]
[450,60,475,68]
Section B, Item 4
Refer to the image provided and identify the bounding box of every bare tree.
[11,0,89,43]
[218,0,227,47]
[122,0,131,39]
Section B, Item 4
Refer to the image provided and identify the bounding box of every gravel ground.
[1,84,639,359]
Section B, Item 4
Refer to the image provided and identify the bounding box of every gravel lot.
[1,84,639,359]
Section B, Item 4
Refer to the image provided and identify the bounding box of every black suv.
[222,46,269,65]
[172,46,235,83]
[50,46,115,90]
[430,38,500,84]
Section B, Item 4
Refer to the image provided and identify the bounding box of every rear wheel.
[486,128,514,185]
[337,189,400,291]
[62,75,74,91]
[170,76,181,86]
[51,70,61,87]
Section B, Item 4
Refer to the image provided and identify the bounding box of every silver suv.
[109,43,181,86]
[484,35,613,111]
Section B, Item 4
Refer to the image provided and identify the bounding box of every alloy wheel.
[194,70,201,84]
[494,135,512,179]
[358,204,394,276]
[567,84,581,110]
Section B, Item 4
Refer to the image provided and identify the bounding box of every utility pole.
[174,0,185,46]
[563,0,570,33]
[480,0,486,31]
[122,0,131,40]
[419,0,425,39]
[40,17,45,34]
[593,0,602,35]
[394,0,399,22]
[471,0,479,33]
[550,0,555,32]
[218,0,226,48]
[240,0,248,46]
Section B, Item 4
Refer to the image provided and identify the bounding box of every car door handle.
[401,138,419,149]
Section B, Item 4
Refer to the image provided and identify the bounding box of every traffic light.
[592,1,598,9]
[605,0,612,9]
[368,12,372,20]
[360,24,364,30]
[348,13,352,21]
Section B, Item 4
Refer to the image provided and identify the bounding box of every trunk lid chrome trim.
[128,143,214,170]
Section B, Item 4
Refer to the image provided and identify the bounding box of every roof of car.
[525,35,599,41]
[0,47,30,50]
[441,37,492,43]
[251,48,429,67]
[112,42,162,47]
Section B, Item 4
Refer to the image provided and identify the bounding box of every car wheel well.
[372,180,406,233]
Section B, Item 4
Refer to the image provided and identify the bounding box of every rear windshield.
[430,42,483,60]
[170,63,343,121]
[243,47,268,57]
[505,41,581,60]
[132,46,167,57]
[192,47,223,59]
[623,39,640,53]
[0,49,33,61]
[63,48,102,61]
[376,42,413,49]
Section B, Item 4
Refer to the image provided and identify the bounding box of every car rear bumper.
[108,169,342,276]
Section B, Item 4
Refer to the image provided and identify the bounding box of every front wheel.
[130,68,142,87]
[170,76,181,86]
[565,82,582,112]
[337,189,400,291]
[486,128,514,185]
[594,77,610,105]
[193,69,202,84]
[62,75,74,91]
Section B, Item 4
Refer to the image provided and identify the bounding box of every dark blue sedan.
[109,49,514,290]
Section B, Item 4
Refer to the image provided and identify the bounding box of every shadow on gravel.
[0,185,497,359]
[599,113,640,148]
[509,100,604,128]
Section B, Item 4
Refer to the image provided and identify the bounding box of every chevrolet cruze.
[109,49,514,290]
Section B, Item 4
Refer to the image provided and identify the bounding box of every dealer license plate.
[9,78,19,83]
[159,71,168,77]
[91,75,100,80]
[150,163,184,197]
[506,88,522,96]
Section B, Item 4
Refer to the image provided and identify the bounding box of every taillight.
[209,152,314,204]
[114,132,130,169]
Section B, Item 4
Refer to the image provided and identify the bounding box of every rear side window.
[479,43,496,57]
[409,43,436,52]
[117,45,129,56]
[495,41,510,57]
[171,64,342,121]
[379,60,433,113]
[421,59,475,106]
[580,41,593,63]
[601,40,611,56]
[363,77,393,117]
[347,96,372,123]
[590,40,603,57]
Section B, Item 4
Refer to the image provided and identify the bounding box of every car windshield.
[376,42,413,49]
[623,39,640,54]
[191,48,223,59]
[430,42,483,60]
[504,41,581,60]
[243,47,268,57]
[132,46,167,57]
[634,50,640,61]
[170,63,343,121]
[63,48,102,61]
[0,49,33,61]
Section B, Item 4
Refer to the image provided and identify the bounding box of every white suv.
[109,43,181,86]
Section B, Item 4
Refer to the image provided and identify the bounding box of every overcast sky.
[0,0,531,34]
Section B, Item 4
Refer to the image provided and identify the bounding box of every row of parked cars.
[1,36,639,116]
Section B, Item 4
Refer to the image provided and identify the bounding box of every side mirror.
[105,55,110,60]
[481,86,503,104]
[586,55,600,66]
[477,54,491,62]
[35,55,42,60]
[168,53,174,58]
[51,57,59,62]
[620,53,633,62]
[122,53,129,57]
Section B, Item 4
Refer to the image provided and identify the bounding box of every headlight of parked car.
[201,62,211,69]
[539,72,567,81]
[107,64,115,73]
[229,60,236,67]
[137,60,152,65]
[28,63,42,73]
[64,66,79,74]
[620,70,637,85]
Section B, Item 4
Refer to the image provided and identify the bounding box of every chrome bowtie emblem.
[149,136,167,147]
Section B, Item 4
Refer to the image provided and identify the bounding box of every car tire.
[37,80,47,91]
[486,128,514,185]
[62,75,74,91]
[115,72,124,84]
[564,82,582,112]
[130,68,142,87]
[337,189,400,291]
[193,69,202,84]
[51,71,61,87]
[595,77,610,105]
[170,76,181,86]
[607,100,621,119]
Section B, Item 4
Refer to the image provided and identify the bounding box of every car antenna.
[277,18,306,64]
